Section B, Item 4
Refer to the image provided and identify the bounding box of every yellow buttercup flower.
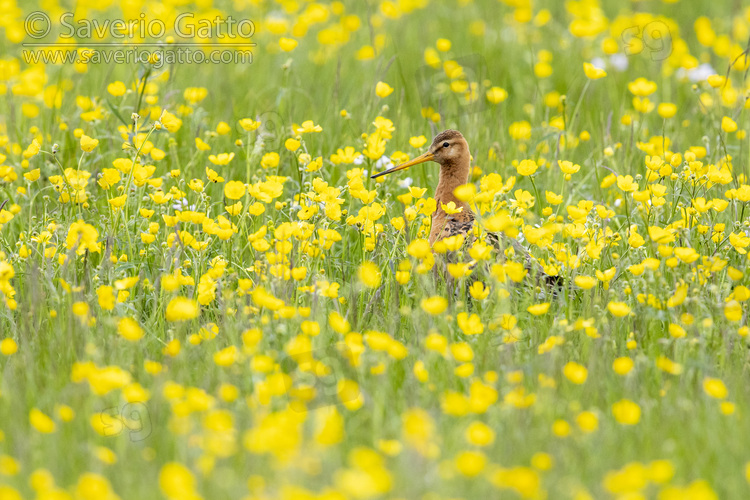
[279,37,298,51]
[583,62,606,79]
[29,408,56,434]
[80,134,99,152]
[612,399,641,425]
[563,362,588,384]
[165,297,199,322]
[117,317,144,342]
[375,81,394,98]
[224,181,246,200]
[358,261,382,288]
[421,296,447,315]
[208,152,235,165]
[516,159,538,176]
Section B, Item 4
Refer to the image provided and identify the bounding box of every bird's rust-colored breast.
[429,208,475,245]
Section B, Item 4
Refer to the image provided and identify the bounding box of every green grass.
[0,0,749,498]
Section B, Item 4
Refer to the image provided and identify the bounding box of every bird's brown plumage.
[424,130,475,245]
[372,130,559,285]
[371,129,474,244]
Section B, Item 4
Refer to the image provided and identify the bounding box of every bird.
[371,129,559,286]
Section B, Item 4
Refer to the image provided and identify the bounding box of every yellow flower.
[628,77,657,96]
[545,191,562,205]
[668,323,686,338]
[107,81,126,96]
[552,419,570,437]
[358,261,382,288]
[214,346,238,367]
[108,194,126,209]
[375,81,394,98]
[23,169,40,182]
[583,62,606,79]
[516,159,538,176]
[65,220,100,254]
[183,87,208,104]
[0,456,19,476]
[722,116,738,133]
[441,201,463,214]
[329,311,351,334]
[616,175,638,192]
[657,102,677,118]
[725,301,743,322]
[296,120,323,133]
[562,362,587,384]
[279,37,298,51]
[558,160,580,175]
[576,411,599,433]
[261,152,280,169]
[409,135,427,148]
[457,312,483,335]
[656,356,683,375]
[421,296,448,315]
[224,180,246,200]
[707,74,725,87]
[0,338,18,355]
[208,152,235,165]
[486,86,508,104]
[285,138,301,151]
[454,184,476,202]
[239,118,261,131]
[436,38,451,51]
[159,462,198,500]
[469,281,489,300]
[165,297,199,322]
[465,421,495,446]
[612,399,641,425]
[407,239,431,259]
[226,201,242,216]
[527,303,550,315]
[504,262,527,283]
[160,111,183,132]
[612,357,634,375]
[23,139,41,159]
[338,379,363,410]
[195,137,211,151]
[80,134,99,152]
[702,377,728,399]
[117,317,144,342]
[574,276,597,289]
[30,408,56,433]
[455,451,486,477]
[607,301,631,317]
[721,401,735,415]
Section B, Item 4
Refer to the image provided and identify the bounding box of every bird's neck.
[434,159,471,212]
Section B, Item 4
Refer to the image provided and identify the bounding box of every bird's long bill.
[370,151,434,179]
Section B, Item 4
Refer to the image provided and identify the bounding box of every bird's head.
[371,129,469,179]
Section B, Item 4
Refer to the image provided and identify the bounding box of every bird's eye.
[442,142,450,148]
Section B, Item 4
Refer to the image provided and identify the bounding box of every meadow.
[0,0,749,498]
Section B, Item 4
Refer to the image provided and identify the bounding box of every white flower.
[397,177,413,189]
[610,54,628,72]
[591,57,607,70]
[685,63,716,82]
[374,156,393,170]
